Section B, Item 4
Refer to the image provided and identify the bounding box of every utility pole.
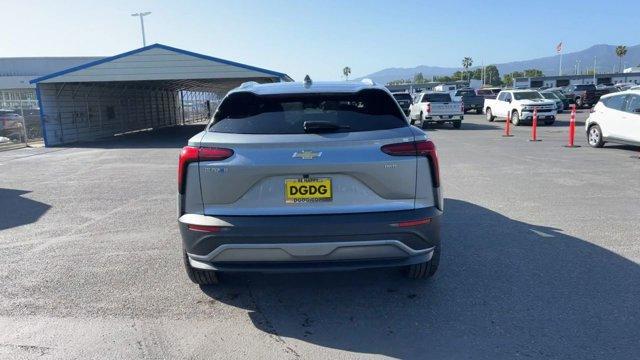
[593,56,597,84]
[131,12,151,46]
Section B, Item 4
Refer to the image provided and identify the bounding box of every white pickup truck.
[409,92,464,129]
[484,90,557,126]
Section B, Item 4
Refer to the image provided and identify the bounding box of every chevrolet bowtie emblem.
[292,150,322,160]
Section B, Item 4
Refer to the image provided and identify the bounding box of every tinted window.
[392,93,412,101]
[423,93,451,102]
[497,92,506,101]
[210,90,407,134]
[575,85,596,91]
[624,95,640,114]
[455,90,475,96]
[602,95,627,111]
[477,89,491,95]
[542,92,558,100]
[513,91,543,100]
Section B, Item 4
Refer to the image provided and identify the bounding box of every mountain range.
[358,44,640,84]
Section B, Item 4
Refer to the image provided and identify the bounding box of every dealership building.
[514,72,640,88]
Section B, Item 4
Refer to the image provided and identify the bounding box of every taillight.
[178,146,234,194]
[381,140,440,187]
[390,218,432,228]
[426,103,431,113]
[461,101,464,112]
[188,224,222,233]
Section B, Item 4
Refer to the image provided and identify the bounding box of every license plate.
[285,178,332,203]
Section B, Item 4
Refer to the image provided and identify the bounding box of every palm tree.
[615,46,627,73]
[342,66,351,81]
[462,57,473,81]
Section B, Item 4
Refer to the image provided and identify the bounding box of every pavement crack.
[245,282,300,359]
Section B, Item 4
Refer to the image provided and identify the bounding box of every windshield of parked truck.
[513,91,543,100]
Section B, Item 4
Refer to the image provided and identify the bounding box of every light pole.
[131,12,151,46]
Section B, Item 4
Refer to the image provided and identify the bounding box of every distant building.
[0,57,102,109]
[514,72,640,89]
[386,80,469,93]
[623,66,640,74]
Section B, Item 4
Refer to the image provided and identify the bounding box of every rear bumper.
[179,207,441,272]
[421,115,464,122]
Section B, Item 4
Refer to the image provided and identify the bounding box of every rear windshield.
[455,90,475,96]
[424,93,451,102]
[513,91,543,100]
[392,93,412,101]
[574,85,596,91]
[210,90,407,134]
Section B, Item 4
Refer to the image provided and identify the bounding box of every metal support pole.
[180,91,185,125]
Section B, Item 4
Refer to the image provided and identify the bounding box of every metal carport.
[30,44,292,146]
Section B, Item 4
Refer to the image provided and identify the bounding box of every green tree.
[615,45,628,72]
[523,69,544,77]
[453,71,464,81]
[342,66,351,81]
[485,65,500,86]
[413,72,426,84]
[462,57,473,81]
[471,68,483,80]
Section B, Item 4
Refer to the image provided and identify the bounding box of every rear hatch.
[198,89,427,216]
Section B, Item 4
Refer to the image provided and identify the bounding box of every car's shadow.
[0,188,51,231]
[50,124,207,149]
[199,199,639,359]
[421,122,500,131]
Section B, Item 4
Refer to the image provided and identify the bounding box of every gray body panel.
[196,127,434,215]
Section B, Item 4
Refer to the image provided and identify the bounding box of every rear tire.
[184,251,219,285]
[486,108,495,122]
[405,247,440,279]
[452,121,462,129]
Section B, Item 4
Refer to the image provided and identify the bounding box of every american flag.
[556,42,563,54]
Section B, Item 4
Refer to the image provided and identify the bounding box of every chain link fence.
[0,89,42,150]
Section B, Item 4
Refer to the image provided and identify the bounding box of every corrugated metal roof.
[30,44,292,85]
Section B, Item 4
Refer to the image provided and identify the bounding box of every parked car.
[0,110,25,141]
[392,92,412,116]
[484,90,557,126]
[540,90,565,113]
[585,89,640,148]
[178,80,443,284]
[476,87,502,100]
[563,84,609,108]
[409,91,464,128]
[453,88,484,113]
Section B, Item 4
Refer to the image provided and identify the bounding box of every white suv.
[585,89,640,148]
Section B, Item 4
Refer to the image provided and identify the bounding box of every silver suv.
[178,79,442,284]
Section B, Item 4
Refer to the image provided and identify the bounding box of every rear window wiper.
[303,121,351,133]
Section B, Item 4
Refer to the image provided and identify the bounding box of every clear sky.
[3,0,639,81]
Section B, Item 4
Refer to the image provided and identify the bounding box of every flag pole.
[558,41,563,76]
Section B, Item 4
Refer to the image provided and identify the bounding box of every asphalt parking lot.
[1,111,639,359]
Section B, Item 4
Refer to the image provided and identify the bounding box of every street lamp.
[131,12,151,46]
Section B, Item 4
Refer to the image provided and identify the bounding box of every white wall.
[39,83,180,145]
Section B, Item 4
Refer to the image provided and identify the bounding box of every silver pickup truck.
[409,92,464,129]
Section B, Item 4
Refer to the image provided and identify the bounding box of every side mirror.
[410,119,416,125]
[506,99,511,103]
